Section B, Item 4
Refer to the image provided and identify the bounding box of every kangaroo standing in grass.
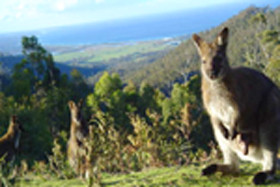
[67,100,89,177]
[193,27,280,185]
[0,115,23,163]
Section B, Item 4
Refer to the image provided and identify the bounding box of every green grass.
[53,40,173,65]
[16,162,280,187]
[86,42,169,63]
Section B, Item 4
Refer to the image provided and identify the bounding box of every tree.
[94,72,122,98]
[257,29,279,61]
[138,82,159,116]
[22,36,61,88]
[0,62,10,92]
[9,62,35,102]
[88,72,133,132]
[250,12,267,29]
[8,36,62,102]
[69,69,90,101]
[123,81,139,113]
[266,45,280,86]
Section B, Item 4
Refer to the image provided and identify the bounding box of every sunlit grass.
[53,40,173,64]
[16,162,280,187]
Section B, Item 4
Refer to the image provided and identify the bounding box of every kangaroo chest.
[204,86,238,130]
[209,99,235,127]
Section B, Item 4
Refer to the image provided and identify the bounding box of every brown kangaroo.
[67,100,89,177]
[193,27,280,185]
[0,115,23,163]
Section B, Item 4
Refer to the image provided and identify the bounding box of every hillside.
[0,55,105,78]
[51,39,179,84]
[124,6,280,90]
[0,38,179,84]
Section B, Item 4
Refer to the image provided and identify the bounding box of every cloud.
[53,0,78,11]
[138,0,243,11]
[95,0,104,4]
[0,0,80,23]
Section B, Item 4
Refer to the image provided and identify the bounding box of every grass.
[15,162,280,187]
[86,42,169,63]
[53,40,174,65]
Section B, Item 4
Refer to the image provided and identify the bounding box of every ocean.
[1,2,277,54]
[37,4,248,45]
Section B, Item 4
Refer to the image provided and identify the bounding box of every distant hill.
[0,39,174,85]
[0,55,106,77]
[123,6,280,91]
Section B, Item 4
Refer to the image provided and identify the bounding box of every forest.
[0,5,279,187]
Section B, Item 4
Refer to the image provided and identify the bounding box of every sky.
[0,0,280,34]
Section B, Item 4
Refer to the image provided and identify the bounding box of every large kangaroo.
[0,115,23,163]
[67,100,89,177]
[193,27,280,185]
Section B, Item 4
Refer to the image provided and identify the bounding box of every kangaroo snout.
[206,64,221,79]
[209,68,220,79]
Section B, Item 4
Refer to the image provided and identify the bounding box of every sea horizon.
[0,3,278,54]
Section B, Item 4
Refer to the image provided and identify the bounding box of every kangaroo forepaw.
[253,172,267,185]
[201,164,217,176]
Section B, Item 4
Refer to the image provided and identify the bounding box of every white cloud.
[0,0,80,23]
[95,0,104,4]
[53,0,78,11]
[54,2,66,11]
[138,0,243,11]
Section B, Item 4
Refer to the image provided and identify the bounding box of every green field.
[16,162,280,187]
[53,40,176,65]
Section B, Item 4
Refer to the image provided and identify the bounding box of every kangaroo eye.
[202,60,206,64]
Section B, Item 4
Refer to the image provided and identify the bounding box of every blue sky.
[0,0,279,33]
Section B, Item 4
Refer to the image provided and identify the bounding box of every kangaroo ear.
[68,100,76,109]
[192,34,206,56]
[78,99,84,108]
[192,34,203,49]
[11,115,17,123]
[216,27,229,46]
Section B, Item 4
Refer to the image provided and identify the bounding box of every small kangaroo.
[219,124,252,155]
[67,100,89,177]
[193,27,280,185]
[234,132,253,155]
[0,115,23,163]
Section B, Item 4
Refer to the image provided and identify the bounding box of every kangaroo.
[234,132,253,155]
[193,27,280,185]
[67,100,89,177]
[219,123,252,156]
[0,115,23,163]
